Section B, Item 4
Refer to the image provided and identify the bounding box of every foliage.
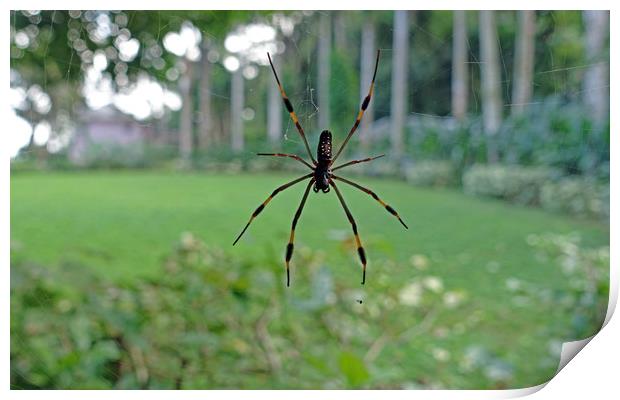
[398,95,609,180]
[12,233,467,389]
[73,143,148,169]
[526,232,609,338]
[10,10,253,89]
[462,164,559,206]
[11,228,610,389]
[540,178,609,220]
[403,160,456,187]
[497,96,609,178]
[330,51,359,139]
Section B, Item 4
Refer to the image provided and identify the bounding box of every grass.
[10,170,609,388]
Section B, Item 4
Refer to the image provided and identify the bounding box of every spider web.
[8,10,610,390]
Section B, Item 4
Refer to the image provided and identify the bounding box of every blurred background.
[10,10,609,389]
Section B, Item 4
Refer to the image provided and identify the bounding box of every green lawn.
[10,171,609,388]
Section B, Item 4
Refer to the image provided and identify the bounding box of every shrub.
[540,178,610,220]
[527,233,609,338]
[497,96,609,178]
[404,160,456,187]
[462,164,558,205]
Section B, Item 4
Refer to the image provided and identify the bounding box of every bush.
[497,96,609,178]
[404,160,456,187]
[462,165,558,205]
[527,233,609,338]
[395,96,609,179]
[541,178,610,220]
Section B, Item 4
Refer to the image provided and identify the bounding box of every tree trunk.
[451,10,468,121]
[230,65,244,152]
[267,54,282,146]
[179,60,194,161]
[511,10,536,116]
[479,10,502,163]
[318,12,331,130]
[334,11,348,51]
[198,42,213,151]
[390,10,409,161]
[359,16,376,149]
[583,10,609,127]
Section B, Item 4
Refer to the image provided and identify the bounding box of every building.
[68,106,161,166]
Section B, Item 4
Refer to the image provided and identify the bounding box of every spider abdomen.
[317,130,332,164]
[314,130,332,193]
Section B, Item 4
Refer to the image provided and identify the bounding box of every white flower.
[432,347,450,362]
[484,363,513,382]
[398,281,422,306]
[443,291,466,308]
[410,254,429,270]
[505,277,521,291]
[423,276,444,293]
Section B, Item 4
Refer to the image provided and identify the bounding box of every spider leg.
[332,49,381,163]
[257,153,314,170]
[284,178,315,286]
[332,175,408,229]
[329,179,368,285]
[267,53,317,165]
[233,173,313,246]
[331,154,385,172]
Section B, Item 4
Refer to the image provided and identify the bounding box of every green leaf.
[338,351,370,388]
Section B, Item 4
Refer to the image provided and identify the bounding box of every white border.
[3,1,617,399]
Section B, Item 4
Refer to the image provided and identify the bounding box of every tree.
[230,64,244,152]
[451,10,468,121]
[359,14,377,149]
[318,12,332,130]
[334,11,348,51]
[582,11,609,127]
[10,10,250,157]
[479,10,502,163]
[267,54,282,146]
[198,41,214,151]
[390,11,409,160]
[179,60,195,161]
[511,11,536,116]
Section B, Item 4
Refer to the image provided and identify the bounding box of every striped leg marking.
[285,178,315,287]
[331,154,385,172]
[233,173,313,246]
[332,49,381,163]
[257,152,314,170]
[267,53,317,165]
[332,175,408,229]
[329,180,368,285]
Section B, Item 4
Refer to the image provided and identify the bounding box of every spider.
[233,49,408,286]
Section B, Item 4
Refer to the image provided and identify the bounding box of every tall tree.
[198,41,213,151]
[267,54,282,146]
[451,10,469,121]
[359,15,377,149]
[390,11,409,160]
[179,60,195,161]
[511,11,536,116]
[230,64,245,152]
[318,12,332,130]
[479,10,502,163]
[334,11,348,51]
[582,10,610,127]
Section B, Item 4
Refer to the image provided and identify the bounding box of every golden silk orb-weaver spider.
[233,50,408,287]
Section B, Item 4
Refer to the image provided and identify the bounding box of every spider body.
[234,50,408,286]
[314,130,332,193]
